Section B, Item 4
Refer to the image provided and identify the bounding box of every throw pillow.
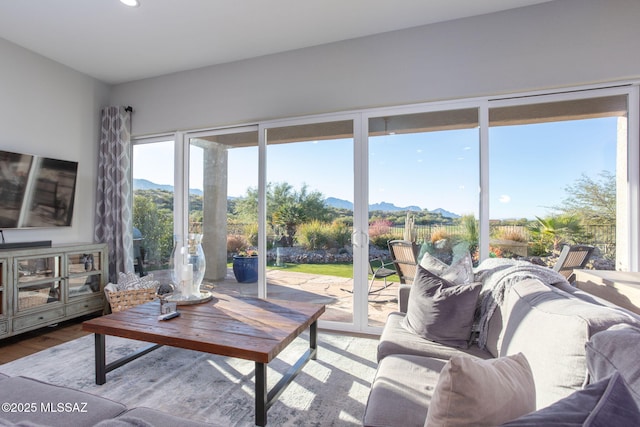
[419,252,448,275]
[419,251,474,285]
[586,323,640,403]
[500,372,640,426]
[441,251,474,285]
[401,265,481,348]
[425,353,536,427]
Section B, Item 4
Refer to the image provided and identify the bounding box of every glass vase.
[169,233,206,300]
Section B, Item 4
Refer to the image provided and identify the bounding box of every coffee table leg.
[255,362,267,426]
[95,333,106,385]
[310,320,318,360]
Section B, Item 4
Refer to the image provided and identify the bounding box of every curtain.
[95,106,134,283]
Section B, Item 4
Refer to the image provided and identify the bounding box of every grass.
[267,262,354,278]
[227,260,394,279]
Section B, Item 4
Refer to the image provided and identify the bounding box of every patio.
[151,268,400,328]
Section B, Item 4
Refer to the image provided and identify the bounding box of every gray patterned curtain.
[95,106,134,283]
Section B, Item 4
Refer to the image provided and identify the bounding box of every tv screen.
[0,150,78,229]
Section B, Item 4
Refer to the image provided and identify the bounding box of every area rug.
[0,331,379,426]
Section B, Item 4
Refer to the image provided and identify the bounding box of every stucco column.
[197,139,228,281]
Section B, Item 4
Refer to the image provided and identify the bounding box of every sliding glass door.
[263,118,357,327]
[366,107,480,327]
[187,127,259,289]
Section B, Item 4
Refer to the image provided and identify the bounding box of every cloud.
[499,194,511,203]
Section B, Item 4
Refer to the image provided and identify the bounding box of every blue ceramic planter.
[232,256,258,283]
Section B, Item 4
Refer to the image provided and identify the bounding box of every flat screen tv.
[0,150,78,229]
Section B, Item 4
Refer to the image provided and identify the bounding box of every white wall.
[110,0,640,136]
[0,38,110,244]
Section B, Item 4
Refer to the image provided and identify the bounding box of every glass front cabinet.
[0,258,7,338]
[1,243,107,339]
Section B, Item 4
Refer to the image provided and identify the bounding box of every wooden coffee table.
[82,293,325,426]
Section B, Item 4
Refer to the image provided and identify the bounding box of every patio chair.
[553,244,595,283]
[367,257,397,294]
[388,240,419,284]
[340,258,397,302]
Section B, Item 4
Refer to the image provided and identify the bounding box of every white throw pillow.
[425,353,536,427]
[420,251,474,285]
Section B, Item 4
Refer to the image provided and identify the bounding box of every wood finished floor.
[0,315,97,365]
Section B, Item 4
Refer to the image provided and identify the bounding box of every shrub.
[244,223,259,246]
[493,227,528,242]
[227,234,248,254]
[330,220,352,247]
[297,220,334,250]
[370,233,400,249]
[430,227,451,244]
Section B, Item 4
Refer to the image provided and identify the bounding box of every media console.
[0,242,107,340]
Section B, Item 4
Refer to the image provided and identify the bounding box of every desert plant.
[227,234,248,254]
[403,212,417,243]
[297,220,333,250]
[528,215,585,254]
[430,227,451,244]
[492,227,528,242]
[243,223,259,246]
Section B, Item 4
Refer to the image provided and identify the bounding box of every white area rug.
[0,331,378,426]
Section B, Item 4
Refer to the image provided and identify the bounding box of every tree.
[556,171,616,225]
[133,194,174,267]
[232,182,332,246]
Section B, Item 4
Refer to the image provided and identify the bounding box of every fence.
[389,224,616,253]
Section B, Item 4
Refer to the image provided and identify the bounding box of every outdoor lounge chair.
[388,240,419,284]
[553,244,595,282]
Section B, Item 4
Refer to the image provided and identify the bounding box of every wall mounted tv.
[0,150,78,229]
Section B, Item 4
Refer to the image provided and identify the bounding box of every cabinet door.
[0,258,6,319]
[67,250,104,299]
[14,255,62,312]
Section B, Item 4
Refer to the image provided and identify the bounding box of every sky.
[133,116,617,220]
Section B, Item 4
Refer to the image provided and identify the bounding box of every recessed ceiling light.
[120,0,140,7]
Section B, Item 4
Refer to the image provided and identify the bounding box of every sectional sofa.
[364,257,640,426]
[0,373,214,426]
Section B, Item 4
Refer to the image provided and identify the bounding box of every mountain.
[324,197,353,210]
[133,178,203,195]
[369,201,422,212]
[324,197,423,213]
[431,208,460,218]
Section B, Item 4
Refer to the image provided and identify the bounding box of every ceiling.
[0,0,554,85]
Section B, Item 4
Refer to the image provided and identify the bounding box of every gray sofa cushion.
[402,266,482,348]
[0,376,126,427]
[114,408,214,427]
[426,353,535,427]
[501,278,640,409]
[586,323,640,405]
[363,355,446,427]
[501,372,640,426]
[378,312,492,362]
[0,373,8,381]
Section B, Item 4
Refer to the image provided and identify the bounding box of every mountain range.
[134,179,459,217]
[324,197,459,217]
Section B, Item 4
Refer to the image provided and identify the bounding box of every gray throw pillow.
[500,372,640,426]
[586,323,640,404]
[401,265,481,348]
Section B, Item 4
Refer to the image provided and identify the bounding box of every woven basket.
[105,287,157,312]
[18,288,51,310]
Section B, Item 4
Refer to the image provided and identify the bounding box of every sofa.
[0,373,214,427]
[364,256,640,426]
